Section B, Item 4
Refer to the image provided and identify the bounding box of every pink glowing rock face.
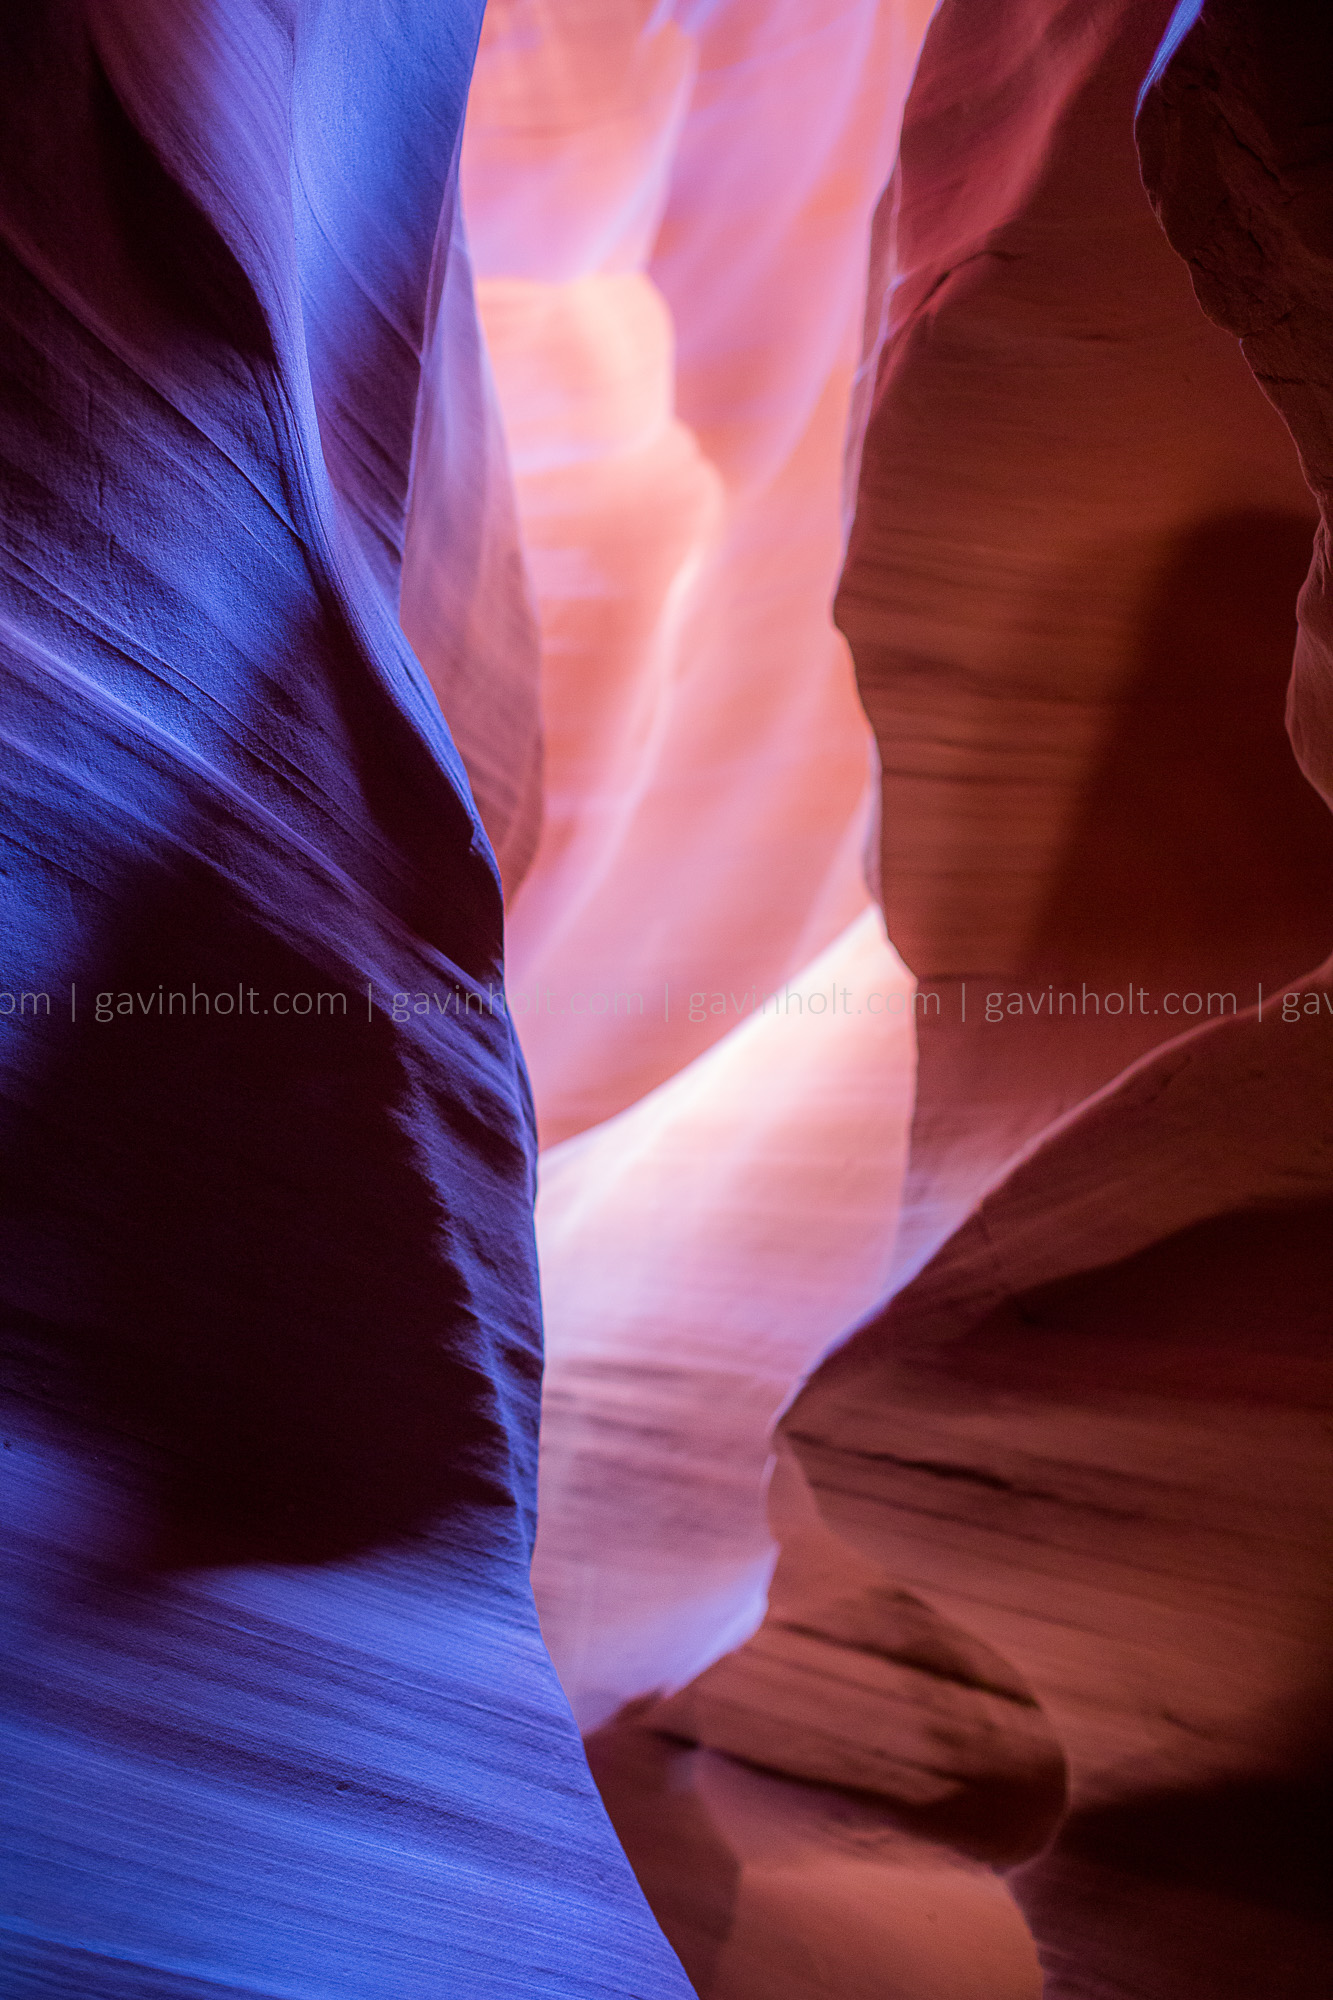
[532,909,917,1728]
[453,10,1041,1988]
[457,0,937,1738]
[453,5,1333,1996]
[464,0,935,1146]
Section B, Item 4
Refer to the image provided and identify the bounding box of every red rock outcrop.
[739,5,1333,1997]
[836,0,1333,1277]
[597,4,1333,1996]
[784,987,1333,1996]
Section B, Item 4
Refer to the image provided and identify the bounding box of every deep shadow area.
[1030,510,1333,990]
[1,849,535,1567]
[0,0,533,1571]
[950,1196,1333,1408]
[586,1703,741,2000]
[1062,1771,1333,1920]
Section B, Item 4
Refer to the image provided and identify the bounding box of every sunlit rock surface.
[464,0,935,1145]
[0,3,689,1993]
[532,910,916,1731]
[460,0,938,1743]
[457,5,1054,1991]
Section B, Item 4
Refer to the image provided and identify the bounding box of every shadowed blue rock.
[0,2,694,1991]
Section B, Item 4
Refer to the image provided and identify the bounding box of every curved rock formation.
[531,909,917,1730]
[11,2,1331,1995]
[586,1697,1045,2000]
[457,9,1054,1991]
[457,0,939,1761]
[0,3,689,1992]
[760,4,1333,1996]
[836,0,1333,1277]
[458,0,940,1760]
[1136,0,1333,817]
[464,0,934,1146]
[784,985,1333,1996]
[400,199,544,893]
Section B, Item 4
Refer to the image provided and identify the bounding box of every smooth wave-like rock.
[531,909,917,1731]
[465,0,933,1145]
[460,0,937,1762]
[836,0,1333,1278]
[586,1697,1045,2000]
[648,1440,1066,1858]
[0,4,689,1992]
[784,977,1333,1997]
[764,6,1333,1994]
[1136,1,1333,817]
[400,197,544,893]
[456,0,935,1772]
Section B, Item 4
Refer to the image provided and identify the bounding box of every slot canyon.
[1,2,1330,1997]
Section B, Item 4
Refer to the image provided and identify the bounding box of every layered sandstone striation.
[747,5,1333,1997]
[836,0,1333,1275]
[0,3,689,1993]
[8,2,1330,1996]
[609,4,1333,1996]
[460,0,935,1749]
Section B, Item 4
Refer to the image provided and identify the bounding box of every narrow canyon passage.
[2,4,1331,1999]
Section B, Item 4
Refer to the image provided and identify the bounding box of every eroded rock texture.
[459,0,934,1744]
[1137,1,1333,818]
[465,0,935,1145]
[752,4,1333,1998]
[9,2,1330,1996]
[0,3,687,1992]
[454,7,1051,1991]
[784,1003,1333,1998]
[836,0,1333,1276]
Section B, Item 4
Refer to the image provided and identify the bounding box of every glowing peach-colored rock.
[532,909,916,1729]
[464,0,933,1144]
[456,9,946,1992]
[458,0,939,1737]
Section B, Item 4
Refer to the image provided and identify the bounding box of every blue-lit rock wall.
[0,3,692,1991]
